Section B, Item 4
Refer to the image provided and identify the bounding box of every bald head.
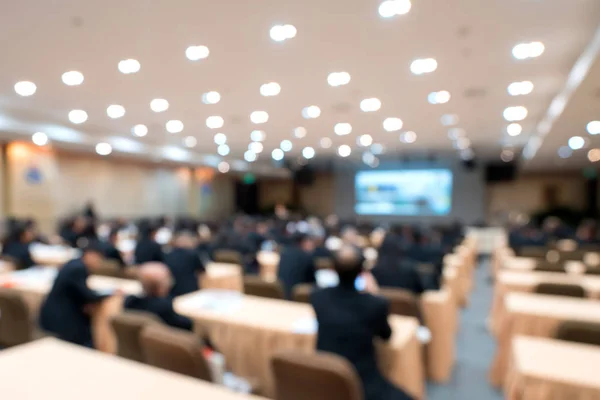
[139,262,172,297]
[173,231,197,249]
[334,245,363,284]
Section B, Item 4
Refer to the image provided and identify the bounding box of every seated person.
[277,233,316,299]
[165,231,205,298]
[134,222,164,264]
[311,246,413,400]
[124,262,193,330]
[39,242,110,347]
[59,215,88,248]
[1,223,35,269]
[101,228,126,267]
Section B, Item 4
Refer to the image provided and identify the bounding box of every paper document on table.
[185,290,243,314]
[10,267,57,284]
[292,317,318,334]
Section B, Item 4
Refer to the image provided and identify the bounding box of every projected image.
[355,170,453,216]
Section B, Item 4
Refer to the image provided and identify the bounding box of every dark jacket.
[39,259,108,346]
[124,295,193,331]
[277,246,316,299]
[101,241,125,267]
[165,247,205,298]
[1,241,35,270]
[371,261,426,295]
[311,285,413,400]
[134,238,164,265]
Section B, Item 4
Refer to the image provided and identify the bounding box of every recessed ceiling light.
[249,142,263,153]
[568,136,585,150]
[410,58,437,75]
[588,149,600,162]
[294,127,307,138]
[202,91,221,104]
[362,152,375,164]
[512,42,545,60]
[383,117,403,132]
[378,0,412,18]
[14,81,36,96]
[32,132,48,146]
[95,142,112,156]
[302,105,321,119]
[360,98,382,112]
[260,82,281,97]
[428,91,451,104]
[558,146,572,159]
[118,59,141,74]
[503,106,528,121]
[401,131,417,143]
[280,140,293,152]
[320,137,332,149]
[500,149,514,162]
[448,128,466,140]
[217,144,230,156]
[68,109,88,124]
[186,45,210,61]
[441,114,459,126]
[460,148,475,161]
[244,150,257,162]
[455,137,471,150]
[587,121,600,135]
[507,81,534,96]
[218,161,230,173]
[166,120,184,134]
[371,143,384,155]
[106,104,125,119]
[302,146,315,159]
[61,71,84,86]
[206,116,224,129]
[338,145,351,157]
[327,72,351,87]
[358,134,373,147]
[270,24,297,42]
[184,136,197,148]
[214,133,227,145]
[250,111,269,124]
[150,98,169,113]
[132,124,148,137]
[272,148,284,161]
[334,123,352,136]
[507,123,522,136]
[250,130,266,142]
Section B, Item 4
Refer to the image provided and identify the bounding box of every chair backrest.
[534,262,566,273]
[378,288,422,321]
[534,283,586,298]
[213,250,243,265]
[95,264,129,279]
[110,311,162,362]
[271,351,363,400]
[555,320,600,346]
[140,325,212,382]
[243,276,285,300]
[292,284,314,303]
[314,257,334,270]
[0,288,32,346]
[518,246,547,258]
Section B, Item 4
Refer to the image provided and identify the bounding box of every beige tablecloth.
[257,251,280,281]
[489,292,600,388]
[200,263,244,292]
[175,292,425,399]
[505,336,600,400]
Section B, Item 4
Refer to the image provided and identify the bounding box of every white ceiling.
[1,0,599,171]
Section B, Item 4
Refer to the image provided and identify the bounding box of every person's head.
[256,221,269,235]
[173,231,198,249]
[73,215,87,232]
[139,262,172,297]
[341,226,359,246]
[333,245,364,285]
[378,233,401,261]
[108,228,119,244]
[197,224,211,242]
[81,241,106,271]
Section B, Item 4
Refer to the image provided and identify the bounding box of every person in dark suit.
[311,246,414,400]
[60,215,88,248]
[277,233,316,299]
[134,222,164,265]
[165,231,205,298]
[39,243,110,347]
[124,262,193,330]
[371,233,426,295]
[101,228,126,267]
[1,223,36,270]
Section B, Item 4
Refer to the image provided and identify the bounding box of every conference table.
[0,267,142,353]
[489,292,600,387]
[505,336,600,400]
[174,291,425,399]
[200,262,244,292]
[0,338,267,400]
[29,243,80,266]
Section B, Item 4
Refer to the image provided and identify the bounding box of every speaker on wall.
[485,162,517,182]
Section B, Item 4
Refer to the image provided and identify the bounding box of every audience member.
[101,228,126,267]
[134,222,164,264]
[165,231,205,298]
[1,223,35,269]
[277,233,316,299]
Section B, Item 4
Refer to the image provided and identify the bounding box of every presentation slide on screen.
[355,169,453,216]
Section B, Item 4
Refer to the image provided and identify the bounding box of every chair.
[518,246,547,258]
[271,351,363,400]
[555,321,600,346]
[243,276,285,300]
[140,325,212,382]
[378,288,422,321]
[110,311,162,362]
[585,267,600,275]
[95,263,130,279]
[314,257,334,270]
[213,250,243,265]
[292,284,314,303]
[534,283,586,298]
[0,288,38,347]
[534,262,566,273]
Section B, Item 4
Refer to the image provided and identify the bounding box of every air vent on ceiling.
[464,87,488,98]
[331,102,352,114]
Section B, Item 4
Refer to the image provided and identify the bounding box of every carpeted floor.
[427,258,503,400]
